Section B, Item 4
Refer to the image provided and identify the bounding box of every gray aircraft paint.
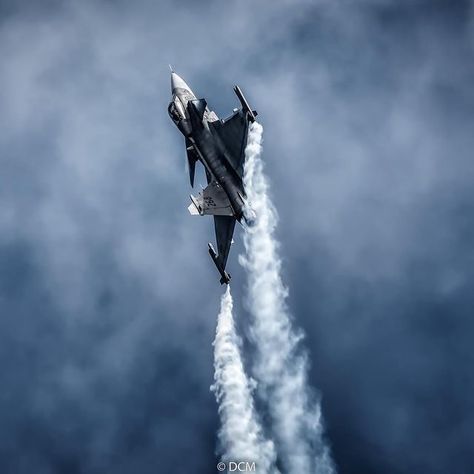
[168,71,256,284]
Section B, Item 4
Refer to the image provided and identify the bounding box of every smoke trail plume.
[211,286,279,474]
[240,122,335,474]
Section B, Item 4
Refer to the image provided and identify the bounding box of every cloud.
[0,1,473,473]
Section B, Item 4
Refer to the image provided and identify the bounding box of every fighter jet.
[168,70,257,284]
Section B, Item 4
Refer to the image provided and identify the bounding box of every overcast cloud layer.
[0,1,473,473]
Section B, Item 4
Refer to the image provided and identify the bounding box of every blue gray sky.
[0,1,473,473]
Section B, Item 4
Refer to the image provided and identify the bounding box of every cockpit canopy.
[168,96,186,124]
[168,101,180,122]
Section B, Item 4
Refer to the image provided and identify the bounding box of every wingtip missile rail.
[233,85,258,123]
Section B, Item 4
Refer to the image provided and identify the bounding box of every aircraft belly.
[190,131,244,220]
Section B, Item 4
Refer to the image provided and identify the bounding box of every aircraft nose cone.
[171,72,191,93]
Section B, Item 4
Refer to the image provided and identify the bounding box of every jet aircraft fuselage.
[168,71,257,284]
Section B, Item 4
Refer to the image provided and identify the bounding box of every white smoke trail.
[211,286,279,474]
[240,122,335,474]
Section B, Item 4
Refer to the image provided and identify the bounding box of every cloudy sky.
[0,0,473,473]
